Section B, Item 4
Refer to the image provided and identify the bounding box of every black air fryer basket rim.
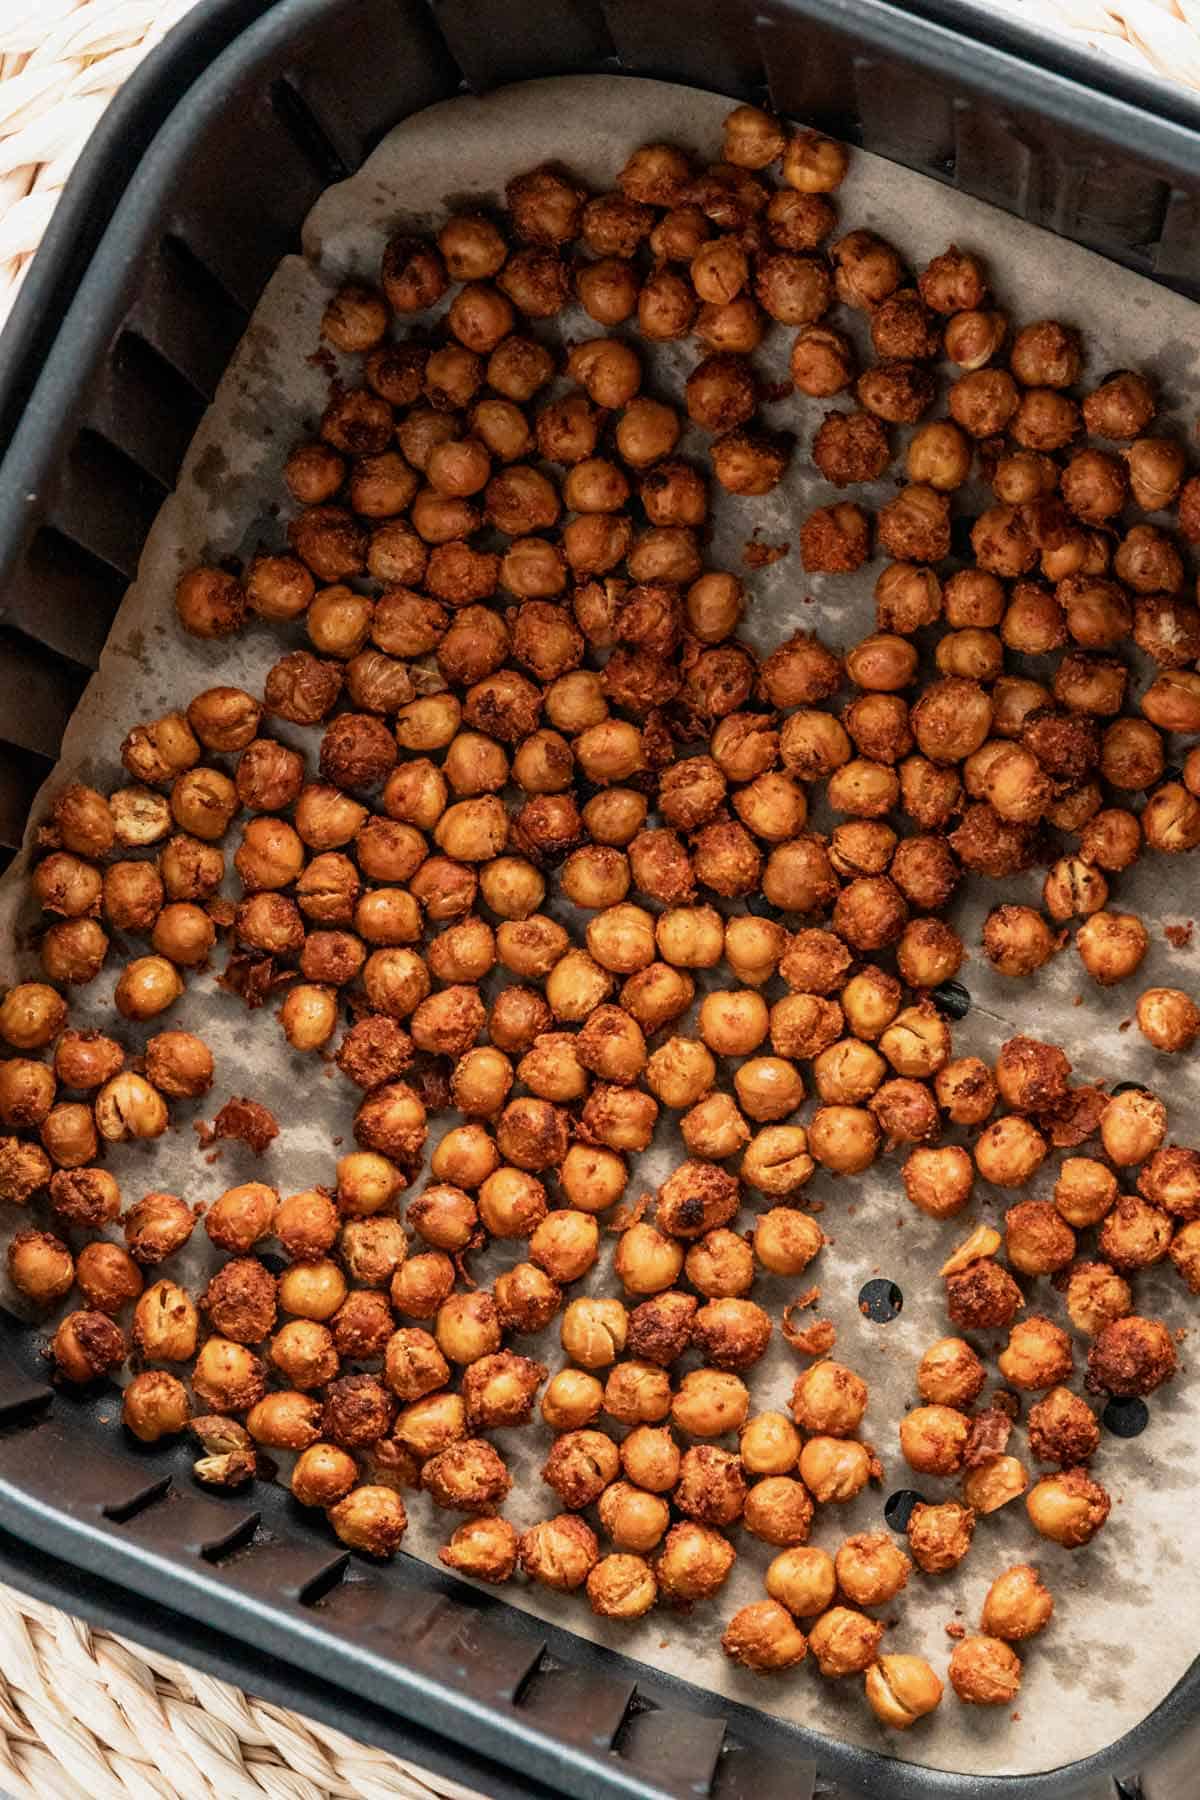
[0,0,1198,1793]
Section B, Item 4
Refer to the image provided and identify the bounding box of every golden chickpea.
[647,905,721,976]
[41,1102,98,1169]
[328,1485,407,1557]
[791,1361,868,1437]
[753,1208,824,1278]
[841,967,902,1040]
[671,1368,750,1438]
[7,1230,74,1305]
[740,1411,802,1476]
[644,1036,715,1111]
[277,984,337,1053]
[906,418,971,489]
[900,1404,969,1475]
[864,1656,943,1731]
[742,1125,816,1195]
[948,1638,1022,1707]
[917,1337,985,1408]
[975,1115,1047,1187]
[133,1279,199,1362]
[808,1606,885,1678]
[998,1316,1073,1391]
[541,1368,604,1432]
[982,1565,1054,1643]
[1100,1088,1167,1169]
[613,1223,684,1296]
[902,1145,973,1220]
[907,1500,975,1573]
[278,1259,347,1322]
[561,1296,628,1368]
[269,1320,338,1390]
[0,984,67,1051]
[42,918,109,985]
[604,1361,672,1428]
[681,1092,749,1160]
[170,767,238,842]
[530,1211,599,1285]
[51,1310,126,1383]
[808,1106,879,1175]
[686,1230,754,1300]
[123,1369,189,1443]
[0,1059,55,1128]
[94,1072,168,1142]
[1026,1469,1110,1546]
[32,851,104,919]
[390,1252,455,1321]
[721,916,785,990]
[291,1443,358,1510]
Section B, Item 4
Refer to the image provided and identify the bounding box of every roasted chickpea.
[51,1310,126,1383]
[94,1072,168,1142]
[948,1637,1022,1706]
[982,905,1057,977]
[7,1230,74,1305]
[1025,1469,1111,1547]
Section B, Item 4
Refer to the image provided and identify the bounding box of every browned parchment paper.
[3,75,1200,1779]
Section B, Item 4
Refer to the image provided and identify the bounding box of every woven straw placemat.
[0,0,1186,1792]
[0,1587,487,1799]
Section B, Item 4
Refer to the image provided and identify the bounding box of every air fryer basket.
[2,2,1200,1794]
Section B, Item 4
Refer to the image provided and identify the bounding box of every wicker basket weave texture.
[0,1585,487,1800]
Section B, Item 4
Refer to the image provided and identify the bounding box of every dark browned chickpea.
[830,229,902,309]
[438,211,507,280]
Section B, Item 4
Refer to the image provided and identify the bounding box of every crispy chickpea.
[32,852,103,920]
[270,1320,338,1390]
[864,1656,944,1731]
[1075,910,1149,987]
[612,1223,684,1298]
[1066,1262,1133,1338]
[835,1534,912,1610]
[539,1368,603,1434]
[278,1258,347,1323]
[519,1514,598,1591]
[51,1311,126,1383]
[133,1279,199,1363]
[328,1485,407,1557]
[0,1137,51,1207]
[122,1369,189,1444]
[1026,1388,1100,1469]
[948,1637,1022,1706]
[78,1251,160,1342]
[390,1252,454,1321]
[787,1360,864,1438]
[1005,1199,1076,1276]
[122,1191,195,1265]
[561,1296,628,1368]
[982,905,1057,978]
[1026,1469,1111,1547]
[290,1443,357,1510]
[175,567,246,637]
[8,1230,74,1305]
[905,1500,974,1575]
[437,1516,518,1585]
[998,1316,1073,1391]
[899,1405,969,1477]
[808,1106,880,1175]
[979,1565,1055,1647]
[945,1259,1023,1332]
[39,1101,97,1169]
[655,1521,736,1603]
[94,1072,168,1142]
